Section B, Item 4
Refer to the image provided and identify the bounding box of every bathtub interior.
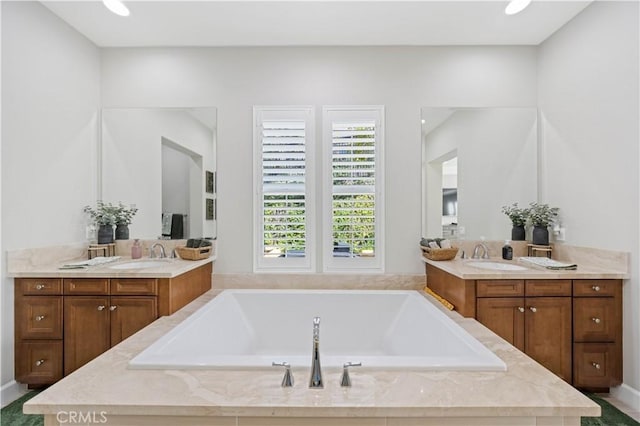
[129,290,506,371]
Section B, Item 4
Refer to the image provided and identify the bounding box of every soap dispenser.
[131,239,142,259]
[502,240,513,260]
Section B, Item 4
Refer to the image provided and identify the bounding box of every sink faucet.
[472,243,490,259]
[149,243,166,259]
[309,317,323,389]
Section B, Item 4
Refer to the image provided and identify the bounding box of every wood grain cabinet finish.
[572,279,622,390]
[476,280,572,383]
[15,264,212,386]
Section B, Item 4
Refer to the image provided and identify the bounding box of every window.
[253,107,315,271]
[323,106,385,272]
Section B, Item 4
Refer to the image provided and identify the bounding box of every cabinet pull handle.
[592,285,601,292]
[592,362,601,370]
[35,359,45,366]
[35,315,45,321]
[529,306,537,313]
[97,305,106,311]
[518,307,525,313]
[35,284,45,290]
[109,305,117,311]
[591,317,601,324]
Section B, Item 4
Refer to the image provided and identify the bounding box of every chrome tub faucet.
[309,317,323,389]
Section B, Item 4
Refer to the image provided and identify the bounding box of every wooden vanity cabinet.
[476,280,572,383]
[63,279,158,375]
[572,279,622,390]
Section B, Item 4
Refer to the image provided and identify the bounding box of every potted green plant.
[113,203,138,240]
[528,202,559,245]
[501,203,528,241]
[84,201,119,244]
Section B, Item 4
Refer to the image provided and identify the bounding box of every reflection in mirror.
[101,108,217,240]
[421,107,537,240]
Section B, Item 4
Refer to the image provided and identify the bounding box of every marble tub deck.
[24,290,599,426]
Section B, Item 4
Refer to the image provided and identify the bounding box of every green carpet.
[1,391,43,426]
[1,391,638,425]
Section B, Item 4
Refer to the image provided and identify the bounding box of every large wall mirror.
[101,107,217,240]
[421,107,538,241]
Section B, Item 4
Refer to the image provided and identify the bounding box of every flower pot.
[115,224,129,240]
[97,225,114,244]
[532,225,549,245]
[511,225,526,241]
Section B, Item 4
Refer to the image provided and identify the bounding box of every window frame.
[253,106,316,272]
[322,105,385,273]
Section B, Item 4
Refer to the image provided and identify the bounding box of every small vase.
[97,225,114,244]
[115,224,129,240]
[511,225,526,241]
[532,225,549,245]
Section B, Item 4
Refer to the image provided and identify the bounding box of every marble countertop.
[7,255,215,279]
[422,256,629,280]
[24,289,599,419]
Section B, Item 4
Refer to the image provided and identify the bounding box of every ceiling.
[41,1,592,47]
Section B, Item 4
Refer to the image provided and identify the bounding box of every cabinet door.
[16,296,63,339]
[15,341,63,385]
[525,297,572,383]
[110,297,157,346]
[64,296,110,375]
[476,298,525,351]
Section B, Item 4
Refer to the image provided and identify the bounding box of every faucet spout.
[309,316,323,389]
[472,243,490,259]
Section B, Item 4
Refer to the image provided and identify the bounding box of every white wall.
[538,1,640,403]
[101,109,215,239]
[100,46,538,274]
[423,108,537,240]
[0,1,100,397]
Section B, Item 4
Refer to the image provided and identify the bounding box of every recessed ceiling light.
[103,0,130,17]
[505,0,532,15]
[421,119,426,124]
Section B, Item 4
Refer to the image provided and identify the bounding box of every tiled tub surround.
[24,290,599,426]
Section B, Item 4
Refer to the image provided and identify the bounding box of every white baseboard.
[1,380,28,408]
[611,383,640,411]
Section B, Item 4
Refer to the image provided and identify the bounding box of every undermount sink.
[109,260,170,270]
[467,261,528,271]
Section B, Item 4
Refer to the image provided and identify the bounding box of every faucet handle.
[272,362,294,387]
[340,362,362,387]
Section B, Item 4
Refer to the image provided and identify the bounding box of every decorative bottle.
[131,239,142,259]
[502,240,513,260]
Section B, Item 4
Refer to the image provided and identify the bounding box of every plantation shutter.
[262,120,307,258]
[331,121,377,257]
[323,106,384,272]
[254,107,315,272]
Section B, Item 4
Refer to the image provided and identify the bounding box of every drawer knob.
[591,317,601,324]
[529,306,537,313]
[97,305,106,311]
[35,315,45,321]
[592,362,601,370]
[35,359,45,367]
[592,285,601,292]
[518,307,525,313]
[35,284,45,290]
[109,305,117,311]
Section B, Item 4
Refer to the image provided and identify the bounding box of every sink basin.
[109,260,170,270]
[467,261,528,271]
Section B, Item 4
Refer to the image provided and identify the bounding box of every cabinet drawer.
[64,278,109,295]
[573,280,620,297]
[477,280,524,297]
[110,278,157,295]
[574,298,619,342]
[573,343,621,389]
[525,280,571,297]
[15,341,63,385]
[17,278,62,295]
[16,296,63,339]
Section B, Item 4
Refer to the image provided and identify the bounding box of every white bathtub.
[129,289,506,371]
